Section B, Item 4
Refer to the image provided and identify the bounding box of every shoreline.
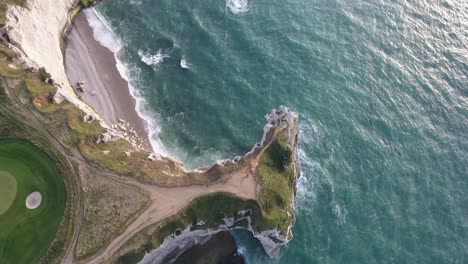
[1,1,301,263]
[64,10,152,150]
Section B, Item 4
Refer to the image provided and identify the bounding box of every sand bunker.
[26,192,42,209]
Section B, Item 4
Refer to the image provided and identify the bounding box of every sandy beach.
[64,12,151,150]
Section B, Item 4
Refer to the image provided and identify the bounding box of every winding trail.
[87,165,257,264]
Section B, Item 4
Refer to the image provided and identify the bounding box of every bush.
[37,67,51,82]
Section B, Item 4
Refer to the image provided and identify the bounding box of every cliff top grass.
[255,131,295,234]
[76,166,149,260]
[0,79,9,104]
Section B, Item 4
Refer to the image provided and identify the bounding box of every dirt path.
[86,165,257,264]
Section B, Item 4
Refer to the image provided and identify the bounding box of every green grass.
[0,44,20,60]
[0,139,66,264]
[0,55,23,78]
[80,0,100,7]
[0,171,17,215]
[25,72,54,95]
[0,78,11,105]
[255,132,295,233]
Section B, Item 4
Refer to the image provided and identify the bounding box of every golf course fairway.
[0,139,66,264]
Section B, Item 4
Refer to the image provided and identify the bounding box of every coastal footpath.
[0,1,300,263]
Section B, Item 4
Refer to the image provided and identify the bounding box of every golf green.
[0,171,17,215]
[0,139,66,264]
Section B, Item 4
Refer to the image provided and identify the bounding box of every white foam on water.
[84,8,169,156]
[332,201,348,226]
[138,49,169,66]
[83,9,121,53]
[295,119,322,212]
[296,119,346,225]
[180,58,189,69]
[237,245,247,256]
[296,148,319,212]
[226,0,249,14]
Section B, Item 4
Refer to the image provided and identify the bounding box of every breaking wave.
[180,58,189,69]
[295,119,322,213]
[138,49,170,66]
[83,8,121,53]
[296,148,319,212]
[84,8,169,155]
[226,0,249,14]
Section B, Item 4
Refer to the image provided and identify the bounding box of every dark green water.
[92,0,467,262]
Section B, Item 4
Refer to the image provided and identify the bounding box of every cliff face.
[3,0,105,122]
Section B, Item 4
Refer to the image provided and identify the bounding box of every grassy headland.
[255,132,296,234]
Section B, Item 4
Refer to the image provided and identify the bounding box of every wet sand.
[64,12,151,150]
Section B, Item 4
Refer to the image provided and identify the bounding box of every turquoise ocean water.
[93,0,467,263]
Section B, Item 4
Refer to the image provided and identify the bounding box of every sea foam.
[83,8,169,156]
[226,0,249,14]
[138,49,169,66]
[295,120,322,213]
[83,9,121,53]
[180,58,189,69]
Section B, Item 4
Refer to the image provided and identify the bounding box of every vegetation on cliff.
[255,132,296,234]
